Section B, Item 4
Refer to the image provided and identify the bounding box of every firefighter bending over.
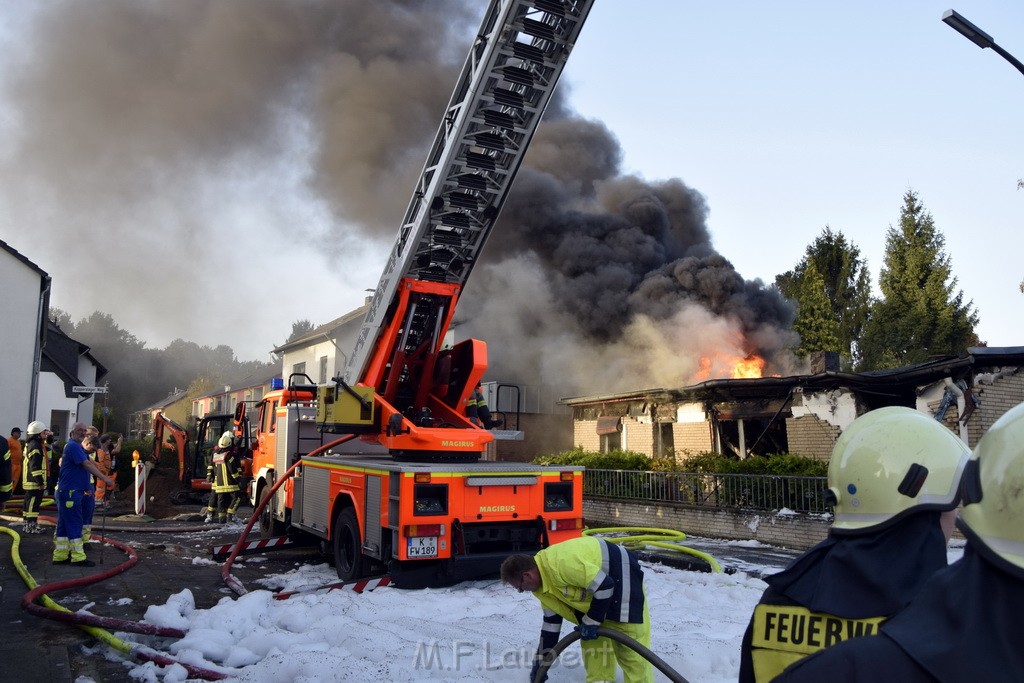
[738,407,971,682]
[501,536,653,683]
[205,431,242,524]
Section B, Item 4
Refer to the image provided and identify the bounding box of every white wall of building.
[0,248,45,432]
[36,372,78,441]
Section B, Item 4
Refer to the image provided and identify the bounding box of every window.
[292,362,306,378]
[319,356,328,384]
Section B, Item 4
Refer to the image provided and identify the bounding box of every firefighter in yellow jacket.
[21,421,49,533]
[501,536,653,683]
[205,431,242,524]
[738,407,971,682]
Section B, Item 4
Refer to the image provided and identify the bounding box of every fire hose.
[220,435,357,596]
[0,523,230,680]
[533,626,691,683]
[583,526,723,573]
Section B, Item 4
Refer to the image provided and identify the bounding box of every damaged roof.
[561,347,1024,406]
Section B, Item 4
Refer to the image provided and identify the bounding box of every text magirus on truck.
[248,0,595,588]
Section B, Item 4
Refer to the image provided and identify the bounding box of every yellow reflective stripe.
[750,604,886,681]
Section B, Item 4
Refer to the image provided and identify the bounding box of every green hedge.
[534,447,827,477]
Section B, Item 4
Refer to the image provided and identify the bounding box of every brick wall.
[622,417,655,455]
[574,420,601,451]
[674,421,712,455]
[968,371,1024,446]
[785,414,840,461]
[584,497,831,550]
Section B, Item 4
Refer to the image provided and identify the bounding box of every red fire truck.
[249,0,595,588]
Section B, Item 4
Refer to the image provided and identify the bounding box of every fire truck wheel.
[333,507,364,581]
[258,483,285,539]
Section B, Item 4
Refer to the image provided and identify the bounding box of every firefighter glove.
[575,622,599,640]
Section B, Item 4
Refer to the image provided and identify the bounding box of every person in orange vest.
[94,434,120,508]
[8,427,23,495]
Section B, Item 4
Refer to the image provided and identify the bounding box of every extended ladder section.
[345,0,595,386]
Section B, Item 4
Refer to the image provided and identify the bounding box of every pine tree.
[858,190,979,370]
[791,260,841,359]
[776,227,871,367]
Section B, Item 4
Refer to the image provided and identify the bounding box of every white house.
[38,321,107,441]
[272,300,371,387]
[0,240,50,434]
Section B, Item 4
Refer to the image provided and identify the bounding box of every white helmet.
[27,420,47,436]
[959,402,1024,576]
[826,406,970,534]
[218,431,234,449]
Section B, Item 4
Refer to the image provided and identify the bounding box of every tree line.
[48,310,280,434]
[776,189,980,370]
[51,188,983,431]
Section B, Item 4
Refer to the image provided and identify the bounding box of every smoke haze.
[0,0,798,395]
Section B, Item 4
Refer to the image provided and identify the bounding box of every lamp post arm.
[990,43,1024,77]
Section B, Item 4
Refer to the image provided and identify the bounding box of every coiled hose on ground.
[0,523,229,680]
[533,625,690,683]
[584,526,723,573]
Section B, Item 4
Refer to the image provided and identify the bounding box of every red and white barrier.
[210,535,295,559]
[273,575,392,600]
[133,451,146,515]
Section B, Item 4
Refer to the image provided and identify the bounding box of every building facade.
[564,347,1024,461]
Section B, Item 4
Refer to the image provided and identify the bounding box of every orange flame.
[691,353,766,382]
[731,355,765,379]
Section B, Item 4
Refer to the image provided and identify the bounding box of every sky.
[100,533,966,682]
[0,2,1020,389]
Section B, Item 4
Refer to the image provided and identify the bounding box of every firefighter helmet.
[27,420,47,436]
[218,431,233,449]
[959,402,1024,575]
[826,406,970,534]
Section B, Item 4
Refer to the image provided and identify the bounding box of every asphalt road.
[0,498,802,682]
[0,500,327,682]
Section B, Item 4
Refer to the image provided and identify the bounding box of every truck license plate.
[407,536,438,558]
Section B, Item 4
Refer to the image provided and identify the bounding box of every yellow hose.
[0,526,134,653]
[585,526,723,573]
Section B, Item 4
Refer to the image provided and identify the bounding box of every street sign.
[72,386,108,394]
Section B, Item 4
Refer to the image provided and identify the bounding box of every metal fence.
[584,469,830,514]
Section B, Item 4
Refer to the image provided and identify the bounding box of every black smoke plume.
[0,0,797,393]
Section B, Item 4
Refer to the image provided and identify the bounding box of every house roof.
[137,389,189,412]
[41,321,109,387]
[192,366,281,401]
[271,302,370,355]
[0,238,50,281]
[561,347,1024,406]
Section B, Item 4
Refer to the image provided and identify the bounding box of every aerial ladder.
[248,0,594,586]
[325,0,595,461]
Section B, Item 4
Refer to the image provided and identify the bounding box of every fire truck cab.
[250,377,583,587]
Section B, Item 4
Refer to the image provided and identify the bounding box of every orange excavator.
[151,403,252,505]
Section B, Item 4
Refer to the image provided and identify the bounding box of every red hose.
[20,516,186,637]
[221,436,355,595]
[134,649,228,680]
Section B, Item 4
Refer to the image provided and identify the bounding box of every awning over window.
[595,416,622,435]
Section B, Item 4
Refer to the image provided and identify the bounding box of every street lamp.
[942,9,1024,77]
